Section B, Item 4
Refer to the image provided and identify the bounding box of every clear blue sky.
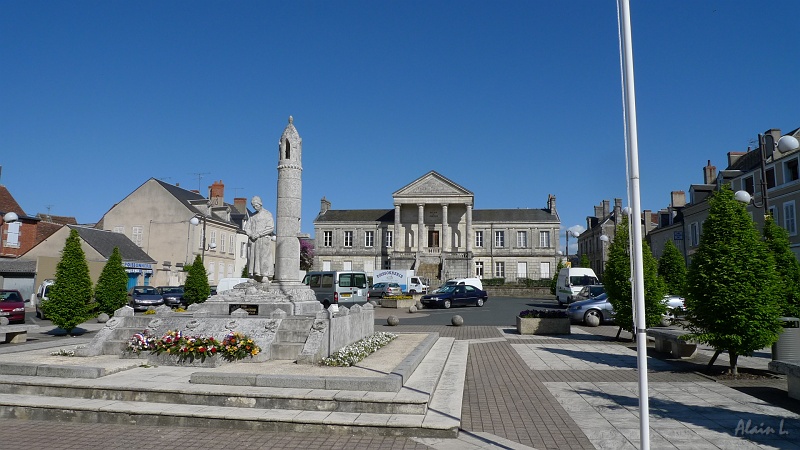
[2,1,797,254]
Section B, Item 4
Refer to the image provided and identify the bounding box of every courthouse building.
[312,171,561,284]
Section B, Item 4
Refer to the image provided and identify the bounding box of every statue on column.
[244,195,275,282]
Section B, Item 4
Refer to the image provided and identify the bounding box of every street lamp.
[599,234,609,277]
[565,230,579,266]
[735,133,800,217]
[1,212,18,256]
[189,214,216,262]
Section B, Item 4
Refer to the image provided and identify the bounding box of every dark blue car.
[421,284,488,309]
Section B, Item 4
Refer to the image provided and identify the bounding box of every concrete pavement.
[0,311,798,449]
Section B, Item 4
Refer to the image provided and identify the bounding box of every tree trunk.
[616,326,623,340]
[729,352,739,376]
[706,349,722,371]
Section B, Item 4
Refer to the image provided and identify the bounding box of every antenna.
[189,172,210,192]
[231,187,244,199]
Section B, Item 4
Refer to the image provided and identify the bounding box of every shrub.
[483,278,505,286]
[519,309,567,318]
[321,332,397,367]
[45,229,93,333]
[94,247,129,315]
[183,254,210,305]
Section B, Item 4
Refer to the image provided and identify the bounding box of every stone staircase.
[0,334,467,437]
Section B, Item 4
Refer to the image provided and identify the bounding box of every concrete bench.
[0,325,38,344]
[768,360,800,401]
[646,328,697,359]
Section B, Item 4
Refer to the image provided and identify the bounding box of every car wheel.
[380,292,386,299]
[584,309,602,327]
[476,298,484,307]
[410,289,417,294]
[323,300,330,309]
[443,300,451,309]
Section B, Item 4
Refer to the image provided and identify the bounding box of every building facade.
[313,171,561,283]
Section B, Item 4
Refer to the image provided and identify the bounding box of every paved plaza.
[0,314,798,449]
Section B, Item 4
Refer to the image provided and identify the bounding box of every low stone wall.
[298,303,374,364]
[485,286,550,298]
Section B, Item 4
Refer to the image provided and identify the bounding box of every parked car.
[421,284,488,309]
[35,279,55,320]
[368,282,402,298]
[128,286,165,311]
[157,286,185,308]
[572,284,605,302]
[566,293,615,326]
[0,290,26,324]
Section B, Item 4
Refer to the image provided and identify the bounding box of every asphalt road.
[383,296,564,326]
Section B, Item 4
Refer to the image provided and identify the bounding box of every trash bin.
[772,317,800,361]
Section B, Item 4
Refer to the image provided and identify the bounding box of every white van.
[442,277,484,291]
[556,268,599,304]
[216,277,250,294]
[302,271,369,309]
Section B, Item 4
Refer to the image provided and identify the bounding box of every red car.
[0,290,26,324]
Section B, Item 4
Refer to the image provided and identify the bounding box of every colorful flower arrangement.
[126,329,260,363]
[220,331,260,362]
[321,332,397,367]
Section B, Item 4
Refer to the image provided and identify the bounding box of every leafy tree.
[550,260,565,295]
[94,247,129,315]
[762,216,800,318]
[685,187,782,375]
[300,238,315,271]
[241,266,249,278]
[603,220,666,335]
[658,240,687,296]
[44,229,93,333]
[579,254,590,269]
[183,255,210,305]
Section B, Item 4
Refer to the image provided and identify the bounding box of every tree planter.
[517,316,570,335]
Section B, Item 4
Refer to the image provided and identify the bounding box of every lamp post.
[735,133,800,217]
[189,214,216,263]
[599,234,609,278]
[565,230,579,266]
[1,212,18,256]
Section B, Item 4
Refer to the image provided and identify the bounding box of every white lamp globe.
[734,190,752,204]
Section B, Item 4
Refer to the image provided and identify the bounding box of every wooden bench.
[768,360,800,401]
[0,325,37,344]
[646,328,697,359]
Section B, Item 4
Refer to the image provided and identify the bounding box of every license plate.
[341,293,352,298]
[0,312,8,316]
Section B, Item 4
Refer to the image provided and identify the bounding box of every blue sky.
[2,1,797,254]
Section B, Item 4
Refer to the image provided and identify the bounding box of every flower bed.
[517,309,570,335]
[126,329,260,364]
[321,332,397,367]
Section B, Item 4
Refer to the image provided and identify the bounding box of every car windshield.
[570,275,599,286]
[388,283,400,288]
[136,287,159,295]
[590,286,605,295]
[437,285,457,293]
[162,288,183,294]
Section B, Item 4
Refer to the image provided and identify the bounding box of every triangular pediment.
[393,171,473,198]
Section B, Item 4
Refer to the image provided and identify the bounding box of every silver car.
[566,293,615,326]
[368,282,402,298]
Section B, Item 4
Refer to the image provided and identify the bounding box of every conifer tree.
[658,240,687,297]
[579,254,591,269]
[685,187,782,375]
[183,254,210,305]
[94,247,129,315]
[762,216,800,318]
[603,220,666,334]
[44,229,93,332]
[550,260,565,296]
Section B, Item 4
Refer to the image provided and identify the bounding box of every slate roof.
[153,179,249,226]
[68,225,156,264]
[0,259,36,274]
[315,208,557,224]
[36,214,78,225]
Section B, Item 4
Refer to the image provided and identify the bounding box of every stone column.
[394,204,400,252]
[417,204,424,253]
[442,204,449,252]
[466,204,473,253]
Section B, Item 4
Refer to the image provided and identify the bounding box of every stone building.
[313,171,561,284]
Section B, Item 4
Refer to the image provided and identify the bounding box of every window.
[517,231,527,248]
[227,264,234,278]
[540,262,551,279]
[217,264,224,283]
[5,222,20,248]
[494,231,504,248]
[475,261,484,278]
[220,233,226,253]
[323,231,332,247]
[690,222,699,247]
[784,201,797,236]
[475,231,483,248]
[208,262,215,282]
[229,235,235,254]
[785,159,799,183]
[743,176,755,195]
[384,230,393,247]
[365,231,374,248]
[494,261,505,278]
[766,168,776,189]
[539,230,551,248]
[132,226,143,247]
[769,206,778,221]
[113,226,124,234]
[344,231,353,247]
[343,261,352,270]
[210,230,217,250]
[240,242,247,258]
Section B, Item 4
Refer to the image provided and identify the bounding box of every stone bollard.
[585,314,601,327]
[451,315,464,327]
[409,305,417,313]
[369,300,378,307]
[96,312,110,323]
[0,317,8,326]
[415,301,423,310]
[387,316,400,326]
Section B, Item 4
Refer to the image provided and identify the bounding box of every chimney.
[726,152,745,169]
[613,198,622,223]
[548,194,557,215]
[703,160,717,184]
[209,180,224,206]
[234,197,247,213]
[602,199,610,217]
[320,197,331,215]
[670,191,686,208]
